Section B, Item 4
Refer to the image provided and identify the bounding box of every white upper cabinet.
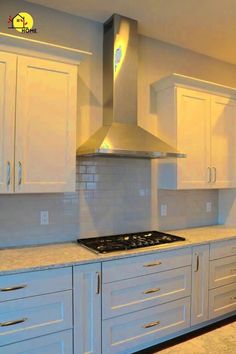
[154,74,236,189]
[0,51,77,193]
[0,52,16,194]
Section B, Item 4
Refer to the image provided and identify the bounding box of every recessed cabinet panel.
[211,96,236,188]
[0,52,16,194]
[191,244,209,326]
[177,88,211,189]
[15,56,77,193]
[1,330,73,354]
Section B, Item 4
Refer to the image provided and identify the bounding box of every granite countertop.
[1,225,236,275]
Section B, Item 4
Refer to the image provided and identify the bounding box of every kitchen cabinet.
[153,74,236,189]
[209,239,236,319]
[0,51,77,194]
[73,263,102,354]
[0,52,16,194]
[0,267,73,349]
[191,244,209,326]
[102,248,191,354]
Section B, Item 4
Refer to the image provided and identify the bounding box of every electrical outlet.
[160,204,167,216]
[40,211,49,225]
[206,202,212,213]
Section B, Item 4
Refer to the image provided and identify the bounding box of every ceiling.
[26,0,236,65]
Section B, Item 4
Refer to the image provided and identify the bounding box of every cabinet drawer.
[210,239,236,260]
[102,248,191,283]
[103,266,191,319]
[0,330,73,354]
[0,268,72,302]
[209,283,236,319]
[102,297,190,354]
[0,291,72,346]
[209,255,236,289]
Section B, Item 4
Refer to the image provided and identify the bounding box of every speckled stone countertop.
[1,225,236,275]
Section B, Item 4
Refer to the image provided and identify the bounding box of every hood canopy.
[77,14,186,159]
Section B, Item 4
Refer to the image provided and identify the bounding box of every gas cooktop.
[77,231,186,254]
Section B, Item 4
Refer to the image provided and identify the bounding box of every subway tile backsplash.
[0,157,218,248]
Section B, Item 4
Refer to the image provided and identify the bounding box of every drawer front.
[0,267,72,302]
[209,283,236,319]
[0,291,72,346]
[103,266,191,319]
[209,255,236,289]
[102,248,191,283]
[0,330,73,354]
[102,297,190,354]
[210,239,236,260]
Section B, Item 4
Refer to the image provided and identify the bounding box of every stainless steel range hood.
[77,14,186,159]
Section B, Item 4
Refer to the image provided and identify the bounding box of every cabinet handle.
[212,167,216,183]
[143,288,160,295]
[143,261,162,267]
[207,167,211,183]
[18,161,22,185]
[143,320,160,329]
[96,272,101,294]
[6,161,11,187]
[194,252,199,272]
[0,318,27,327]
[0,284,27,292]
[230,268,236,273]
[230,296,236,300]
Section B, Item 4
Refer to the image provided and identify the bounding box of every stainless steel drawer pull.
[212,167,217,183]
[0,318,27,327]
[143,320,160,329]
[0,284,27,292]
[6,161,11,186]
[96,272,101,295]
[230,268,236,272]
[194,252,200,272]
[230,296,236,300]
[143,288,161,295]
[143,261,162,267]
[207,167,211,183]
[18,161,22,185]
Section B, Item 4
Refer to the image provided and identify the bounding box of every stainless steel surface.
[212,167,217,183]
[143,288,161,294]
[77,14,185,159]
[6,161,11,186]
[143,261,162,267]
[195,252,199,272]
[18,161,22,185]
[0,284,27,292]
[143,320,160,329]
[0,318,27,327]
[96,272,101,294]
[207,167,211,183]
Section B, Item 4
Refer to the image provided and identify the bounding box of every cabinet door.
[15,56,77,193]
[73,263,101,354]
[191,244,209,326]
[177,88,211,189]
[0,51,16,193]
[211,95,236,188]
[1,330,73,354]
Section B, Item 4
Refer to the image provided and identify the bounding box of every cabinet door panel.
[191,244,209,326]
[0,51,16,193]
[211,96,236,188]
[73,263,101,354]
[1,330,73,354]
[15,56,77,193]
[177,88,211,189]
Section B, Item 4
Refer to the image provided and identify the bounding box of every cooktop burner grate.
[77,231,185,254]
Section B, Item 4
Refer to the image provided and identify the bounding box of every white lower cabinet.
[73,263,102,354]
[0,330,73,354]
[102,297,191,354]
[209,283,236,319]
[191,244,209,325]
